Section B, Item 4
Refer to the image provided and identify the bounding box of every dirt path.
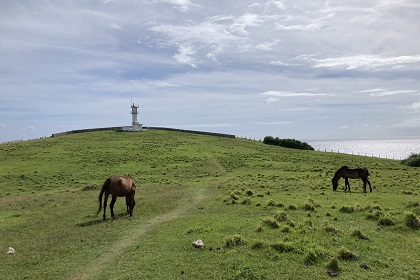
[71,186,206,280]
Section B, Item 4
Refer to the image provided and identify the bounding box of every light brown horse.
[96,175,137,220]
[332,166,372,193]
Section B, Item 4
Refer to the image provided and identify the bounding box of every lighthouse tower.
[130,103,142,131]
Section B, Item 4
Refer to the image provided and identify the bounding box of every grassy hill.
[0,130,419,279]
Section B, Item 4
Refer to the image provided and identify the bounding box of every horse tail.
[96,178,110,215]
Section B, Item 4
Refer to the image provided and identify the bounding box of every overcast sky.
[1,0,420,143]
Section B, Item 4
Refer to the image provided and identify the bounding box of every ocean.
[308,138,420,160]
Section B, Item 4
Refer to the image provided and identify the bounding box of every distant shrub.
[274,211,288,222]
[263,219,279,229]
[351,229,370,240]
[324,224,341,234]
[326,257,340,276]
[251,242,265,250]
[401,153,420,167]
[225,235,245,248]
[303,203,316,212]
[405,212,420,229]
[378,215,396,226]
[271,242,295,253]
[263,136,314,151]
[339,206,355,213]
[288,204,298,210]
[366,210,383,221]
[245,189,254,196]
[241,198,252,205]
[304,248,327,266]
[338,247,357,261]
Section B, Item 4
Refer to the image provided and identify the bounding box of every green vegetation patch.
[1,130,419,279]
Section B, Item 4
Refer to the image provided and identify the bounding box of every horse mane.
[332,166,348,181]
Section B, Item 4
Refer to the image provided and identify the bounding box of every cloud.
[369,89,419,97]
[358,88,420,97]
[393,116,420,128]
[256,39,280,51]
[304,55,420,70]
[162,0,198,12]
[174,45,197,67]
[404,102,420,111]
[253,121,292,125]
[260,91,331,98]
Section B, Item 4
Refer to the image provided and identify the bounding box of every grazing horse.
[96,175,137,220]
[332,166,372,193]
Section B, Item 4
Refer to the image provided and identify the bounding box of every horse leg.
[362,179,367,193]
[110,196,117,219]
[125,195,130,215]
[103,193,109,220]
[367,179,372,192]
[344,178,350,192]
[129,193,135,217]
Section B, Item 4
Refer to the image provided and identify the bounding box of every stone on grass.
[192,239,205,248]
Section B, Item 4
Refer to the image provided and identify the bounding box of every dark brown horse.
[96,175,137,220]
[332,166,372,193]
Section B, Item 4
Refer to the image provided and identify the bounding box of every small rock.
[7,247,15,254]
[192,239,205,248]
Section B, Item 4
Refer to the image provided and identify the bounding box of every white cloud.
[162,0,198,12]
[174,45,197,67]
[370,90,419,97]
[393,116,420,128]
[404,102,420,111]
[256,39,280,51]
[306,55,420,70]
[253,121,292,125]
[260,91,330,98]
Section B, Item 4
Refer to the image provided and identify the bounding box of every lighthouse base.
[122,122,143,131]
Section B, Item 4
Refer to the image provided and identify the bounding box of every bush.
[401,153,420,167]
[326,257,340,276]
[225,235,245,248]
[339,206,355,213]
[263,136,314,150]
[352,229,370,240]
[303,203,316,212]
[405,212,420,229]
[378,215,396,226]
[271,242,295,253]
[338,247,357,261]
[304,248,328,266]
[263,219,279,229]
[274,211,288,222]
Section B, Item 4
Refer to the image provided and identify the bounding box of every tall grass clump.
[378,215,396,226]
[405,212,420,229]
[225,235,245,248]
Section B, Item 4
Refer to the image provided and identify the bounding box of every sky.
[1,0,420,143]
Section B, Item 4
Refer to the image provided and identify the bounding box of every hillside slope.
[1,130,419,279]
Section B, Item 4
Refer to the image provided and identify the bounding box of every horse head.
[332,179,338,191]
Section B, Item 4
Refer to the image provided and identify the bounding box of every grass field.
[0,130,419,279]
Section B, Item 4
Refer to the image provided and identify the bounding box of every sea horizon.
[308,137,420,160]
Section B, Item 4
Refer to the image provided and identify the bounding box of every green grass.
[0,130,419,279]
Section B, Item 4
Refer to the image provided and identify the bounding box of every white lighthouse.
[130,103,142,131]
